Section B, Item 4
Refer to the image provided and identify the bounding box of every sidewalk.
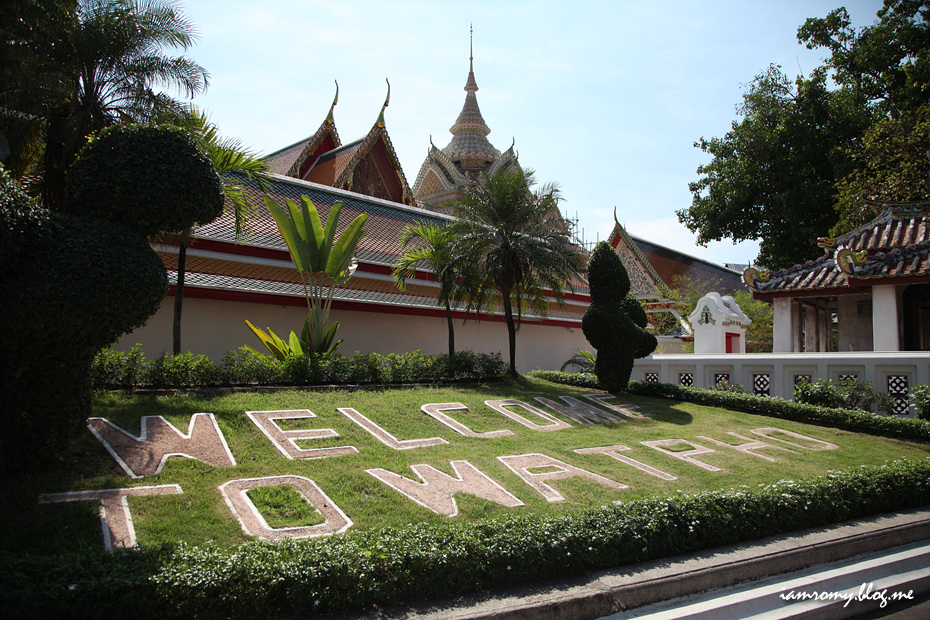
[354,507,930,620]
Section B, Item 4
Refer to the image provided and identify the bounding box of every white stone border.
[219,475,353,540]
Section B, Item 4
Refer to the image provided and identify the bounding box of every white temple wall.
[112,296,591,373]
[837,294,873,351]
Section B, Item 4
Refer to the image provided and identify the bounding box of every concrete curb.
[357,507,930,620]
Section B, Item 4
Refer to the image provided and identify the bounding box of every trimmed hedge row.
[4,458,929,619]
[92,346,506,389]
[528,371,930,443]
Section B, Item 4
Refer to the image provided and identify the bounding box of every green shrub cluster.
[794,377,894,415]
[628,382,930,443]
[529,371,930,443]
[912,384,930,421]
[528,370,601,389]
[91,347,506,389]
[4,459,929,619]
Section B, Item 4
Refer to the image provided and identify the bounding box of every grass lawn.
[3,377,928,556]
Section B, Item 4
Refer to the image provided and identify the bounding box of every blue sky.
[179,0,885,267]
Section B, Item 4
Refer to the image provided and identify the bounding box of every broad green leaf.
[303,196,329,267]
[264,196,310,271]
[245,319,288,360]
[288,330,304,356]
[326,213,367,278]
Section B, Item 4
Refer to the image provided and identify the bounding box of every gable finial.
[325,80,339,124]
[377,78,390,127]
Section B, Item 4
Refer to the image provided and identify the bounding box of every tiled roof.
[175,173,589,322]
[196,172,453,268]
[744,203,930,295]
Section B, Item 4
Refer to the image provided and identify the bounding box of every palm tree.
[1,0,208,211]
[170,108,270,354]
[452,167,584,374]
[392,221,486,356]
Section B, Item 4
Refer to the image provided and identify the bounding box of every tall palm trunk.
[501,284,517,374]
[172,229,190,355]
[445,301,456,356]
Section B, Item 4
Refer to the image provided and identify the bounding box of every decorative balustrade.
[632,352,930,415]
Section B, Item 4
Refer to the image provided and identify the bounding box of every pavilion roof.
[744,201,930,297]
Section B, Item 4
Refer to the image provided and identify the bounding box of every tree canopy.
[0,0,208,212]
[679,0,929,270]
[452,167,584,374]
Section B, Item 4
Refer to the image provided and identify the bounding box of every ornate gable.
[608,220,670,300]
[267,82,414,206]
[265,85,342,177]
[744,200,930,295]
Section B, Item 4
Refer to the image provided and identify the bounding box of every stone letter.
[247,409,358,460]
[641,439,722,471]
[39,485,183,550]
[484,400,572,431]
[696,433,798,462]
[583,393,647,418]
[367,460,524,517]
[574,444,677,480]
[337,407,448,450]
[751,428,838,451]
[498,453,627,502]
[219,475,352,540]
[421,403,514,438]
[87,414,236,478]
[535,395,623,424]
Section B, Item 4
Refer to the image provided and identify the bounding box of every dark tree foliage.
[681,1,929,270]
[67,125,224,235]
[0,126,222,471]
[798,0,930,117]
[0,0,208,212]
[679,66,871,270]
[833,104,930,234]
[582,242,657,393]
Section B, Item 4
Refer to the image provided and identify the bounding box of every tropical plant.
[452,167,583,374]
[392,220,486,356]
[560,349,596,373]
[248,195,367,358]
[1,0,208,212]
[170,107,270,354]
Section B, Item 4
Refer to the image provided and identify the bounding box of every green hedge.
[91,346,507,389]
[4,459,929,619]
[528,371,930,443]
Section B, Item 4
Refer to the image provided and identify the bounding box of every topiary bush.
[66,125,224,235]
[0,126,224,470]
[581,242,657,392]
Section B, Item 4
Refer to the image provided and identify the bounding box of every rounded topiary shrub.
[66,124,224,235]
[582,241,657,392]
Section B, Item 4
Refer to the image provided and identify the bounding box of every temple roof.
[264,83,415,206]
[744,201,930,296]
[171,171,589,324]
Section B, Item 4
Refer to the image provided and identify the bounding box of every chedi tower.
[412,28,518,214]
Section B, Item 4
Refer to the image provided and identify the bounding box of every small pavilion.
[743,200,930,352]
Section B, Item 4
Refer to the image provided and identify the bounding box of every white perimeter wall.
[112,296,591,373]
[633,352,930,414]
